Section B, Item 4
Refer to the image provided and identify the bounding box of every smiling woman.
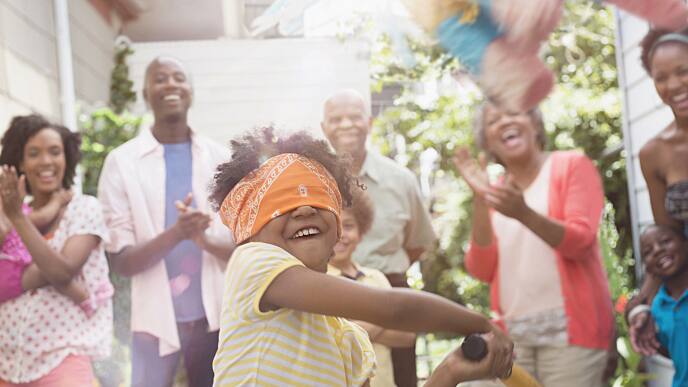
[627,26,688,368]
[638,27,688,238]
[453,102,614,387]
[0,114,113,386]
[0,116,80,195]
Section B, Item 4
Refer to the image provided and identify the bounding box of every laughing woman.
[0,115,112,386]
[453,102,614,387]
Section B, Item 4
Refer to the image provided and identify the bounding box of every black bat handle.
[461,334,488,361]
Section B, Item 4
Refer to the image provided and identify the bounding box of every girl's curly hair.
[209,127,355,211]
[0,114,81,192]
[640,27,688,74]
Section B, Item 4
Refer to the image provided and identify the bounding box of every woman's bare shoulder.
[639,133,671,163]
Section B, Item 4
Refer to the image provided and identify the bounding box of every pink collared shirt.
[97,127,231,356]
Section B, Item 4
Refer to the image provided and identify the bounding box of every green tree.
[79,109,141,196]
[546,3,630,263]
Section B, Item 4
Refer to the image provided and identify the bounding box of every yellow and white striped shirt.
[213,242,376,386]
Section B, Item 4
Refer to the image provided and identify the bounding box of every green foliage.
[370,35,457,93]
[79,109,141,196]
[545,2,631,264]
[599,203,650,386]
[110,38,137,114]
[613,337,654,387]
[600,202,635,305]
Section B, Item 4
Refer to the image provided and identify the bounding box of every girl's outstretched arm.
[264,266,492,333]
[263,265,513,379]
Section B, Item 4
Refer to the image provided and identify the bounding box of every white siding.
[615,11,673,274]
[0,0,60,122]
[69,0,122,104]
[0,42,7,94]
[0,0,119,131]
[128,38,370,145]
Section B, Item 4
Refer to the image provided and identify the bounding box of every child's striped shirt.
[213,242,376,386]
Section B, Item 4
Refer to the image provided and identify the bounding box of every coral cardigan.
[466,150,614,350]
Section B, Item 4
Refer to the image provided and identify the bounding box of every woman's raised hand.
[484,174,530,221]
[0,166,26,219]
[452,147,490,198]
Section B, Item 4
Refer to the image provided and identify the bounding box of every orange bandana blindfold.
[220,153,343,244]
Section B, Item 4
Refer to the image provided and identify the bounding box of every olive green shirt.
[352,150,436,273]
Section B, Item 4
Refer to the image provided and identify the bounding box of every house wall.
[128,38,371,145]
[0,0,119,131]
[70,0,122,105]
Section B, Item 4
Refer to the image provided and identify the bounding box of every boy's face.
[640,225,688,279]
[251,205,339,273]
[331,211,361,265]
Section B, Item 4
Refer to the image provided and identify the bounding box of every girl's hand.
[425,332,514,386]
[0,166,26,220]
[629,311,660,356]
[485,326,515,379]
[484,175,530,221]
[452,147,490,198]
[432,346,492,384]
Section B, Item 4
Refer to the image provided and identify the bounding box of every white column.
[223,0,248,38]
[53,0,81,191]
[53,0,77,132]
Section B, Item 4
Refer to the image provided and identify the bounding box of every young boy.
[328,189,416,387]
[640,224,688,387]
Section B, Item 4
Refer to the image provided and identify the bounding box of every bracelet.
[628,304,651,322]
